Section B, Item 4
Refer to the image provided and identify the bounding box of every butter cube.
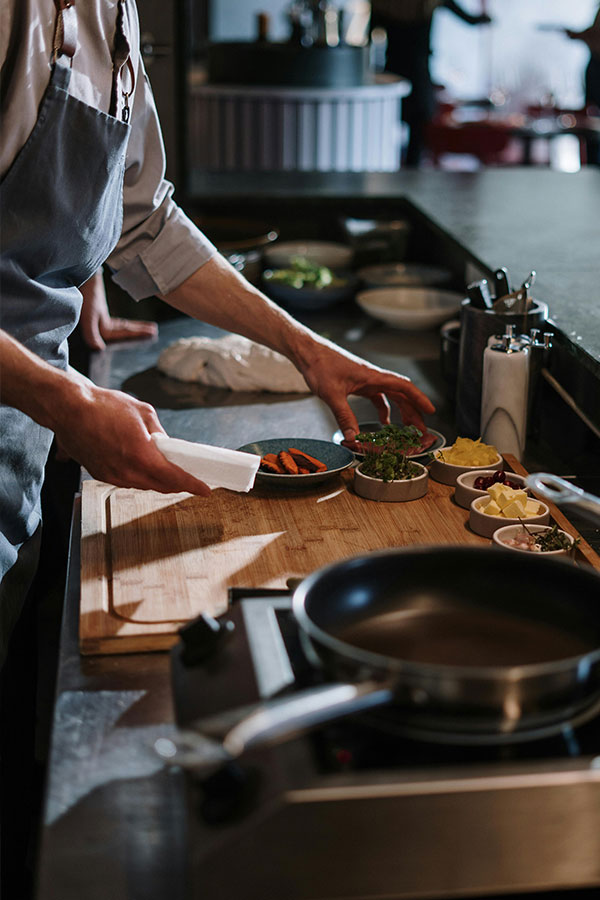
[486,484,527,510]
[501,489,527,509]
[483,499,502,516]
[525,499,540,516]
[502,499,528,519]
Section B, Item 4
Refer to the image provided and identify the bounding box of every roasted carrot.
[298,467,311,474]
[260,453,286,474]
[288,447,327,472]
[278,450,299,474]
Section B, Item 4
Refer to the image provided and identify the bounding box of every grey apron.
[0,0,132,658]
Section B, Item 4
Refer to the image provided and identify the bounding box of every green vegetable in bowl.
[534,524,578,552]
[265,256,345,291]
[509,522,579,552]
[357,424,423,482]
[356,424,422,453]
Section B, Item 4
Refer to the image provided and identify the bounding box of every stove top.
[172,590,600,900]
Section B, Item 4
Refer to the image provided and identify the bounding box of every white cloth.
[151,434,260,492]
[157,335,310,393]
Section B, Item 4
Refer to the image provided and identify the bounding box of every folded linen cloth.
[152,433,261,492]
[157,334,309,393]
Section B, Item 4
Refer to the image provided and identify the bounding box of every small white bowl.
[454,470,527,510]
[492,524,576,557]
[263,240,353,270]
[354,463,428,502]
[355,287,463,331]
[429,452,503,487]
[469,496,550,539]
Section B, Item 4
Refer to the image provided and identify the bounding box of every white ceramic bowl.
[492,524,576,557]
[469,496,550,539]
[454,470,527,510]
[355,287,463,331]
[354,463,429,502]
[263,240,353,270]
[429,452,503,487]
[357,263,452,288]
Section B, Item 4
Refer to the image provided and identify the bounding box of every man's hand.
[0,329,210,496]
[79,271,158,350]
[293,339,435,439]
[161,254,436,440]
[53,379,212,495]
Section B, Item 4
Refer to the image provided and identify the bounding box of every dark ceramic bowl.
[262,272,357,312]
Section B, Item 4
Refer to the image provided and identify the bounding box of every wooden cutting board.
[79,456,599,655]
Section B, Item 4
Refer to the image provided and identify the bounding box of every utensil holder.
[456,297,548,438]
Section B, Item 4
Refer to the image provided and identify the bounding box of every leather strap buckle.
[52,0,78,64]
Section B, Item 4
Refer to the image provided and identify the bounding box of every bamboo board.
[79,455,600,655]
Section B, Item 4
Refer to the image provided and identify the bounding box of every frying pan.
[155,547,600,773]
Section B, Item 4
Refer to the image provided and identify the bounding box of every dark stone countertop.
[35,168,600,899]
[188,167,600,384]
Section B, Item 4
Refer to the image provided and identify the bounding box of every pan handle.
[154,679,394,774]
[525,473,600,526]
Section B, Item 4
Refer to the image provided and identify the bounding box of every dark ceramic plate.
[332,423,446,460]
[238,438,355,487]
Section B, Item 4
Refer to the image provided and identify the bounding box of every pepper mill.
[480,326,530,461]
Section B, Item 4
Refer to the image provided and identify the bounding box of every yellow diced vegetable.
[437,437,499,466]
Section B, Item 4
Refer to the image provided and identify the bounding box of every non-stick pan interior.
[298,548,600,669]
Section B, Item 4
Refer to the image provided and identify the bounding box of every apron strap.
[52,0,78,63]
[109,0,136,122]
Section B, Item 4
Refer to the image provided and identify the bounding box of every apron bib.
[0,3,131,599]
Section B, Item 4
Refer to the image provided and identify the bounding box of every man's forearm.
[0,329,87,432]
[157,250,436,437]
[160,254,335,371]
[0,328,213,495]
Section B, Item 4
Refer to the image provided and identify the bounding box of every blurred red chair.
[425,119,516,166]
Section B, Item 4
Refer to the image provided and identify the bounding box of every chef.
[0,5,435,891]
[0,0,435,653]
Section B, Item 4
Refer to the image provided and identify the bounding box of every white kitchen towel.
[157,334,309,393]
[152,433,261,492]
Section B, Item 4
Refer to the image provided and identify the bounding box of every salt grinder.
[480,325,530,461]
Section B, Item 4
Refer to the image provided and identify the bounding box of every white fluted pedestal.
[188,78,410,173]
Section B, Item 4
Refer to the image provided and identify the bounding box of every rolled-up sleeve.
[107,66,217,300]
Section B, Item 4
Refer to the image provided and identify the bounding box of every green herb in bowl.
[265,256,345,291]
[534,524,579,552]
[357,424,423,482]
[500,522,579,553]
